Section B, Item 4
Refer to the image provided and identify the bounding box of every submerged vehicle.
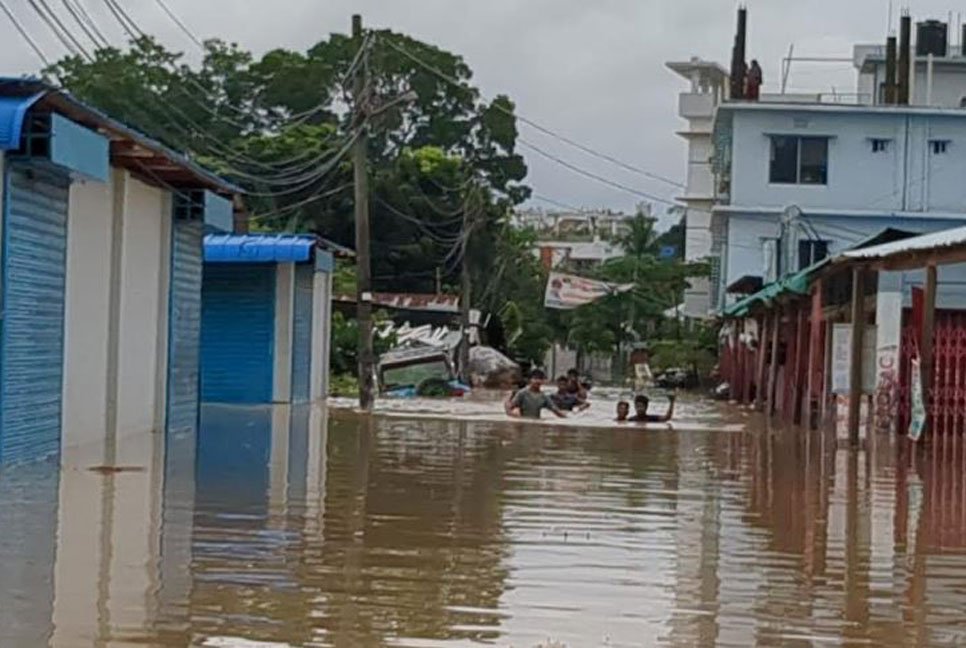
[378,346,470,398]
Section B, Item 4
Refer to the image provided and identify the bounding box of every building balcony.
[679,92,715,119]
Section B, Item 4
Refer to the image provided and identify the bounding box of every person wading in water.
[506,369,567,419]
[630,393,677,423]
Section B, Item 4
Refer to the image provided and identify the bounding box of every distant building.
[513,206,645,271]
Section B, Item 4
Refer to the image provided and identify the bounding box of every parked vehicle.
[655,366,698,390]
[378,346,470,398]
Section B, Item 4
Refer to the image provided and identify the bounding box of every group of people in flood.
[505,368,676,424]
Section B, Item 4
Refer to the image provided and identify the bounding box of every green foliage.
[43,27,551,365]
[329,372,360,397]
[563,209,711,366]
[648,333,717,380]
[330,310,396,377]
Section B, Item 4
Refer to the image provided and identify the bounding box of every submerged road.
[0,398,962,647]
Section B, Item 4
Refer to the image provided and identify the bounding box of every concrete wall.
[273,262,295,403]
[721,211,966,300]
[115,177,170,436]
[62,175,114,450]
[729,109,966,213]
[310,270,331,400]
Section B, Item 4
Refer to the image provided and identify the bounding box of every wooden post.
[766,307,781,417]
[783,305,799,421]
[806,280,823,429]
[736,321,746,403]
[793,305,808,425]
[731,323,740,393]
[922,264,938,436]
[848,267,865,446]
[755,314,770,411]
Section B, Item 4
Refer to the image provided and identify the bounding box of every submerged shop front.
[0,80,238,464]
[201,234,334,405]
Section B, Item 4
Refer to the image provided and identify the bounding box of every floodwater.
[2,397,966,647]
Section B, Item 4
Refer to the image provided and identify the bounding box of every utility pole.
[458,187,474,383]
[352,14,375,410]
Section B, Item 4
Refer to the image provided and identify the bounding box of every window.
[870,138,891,153]
[931,139,950,154]
[798,239,829,271]
[769,136,828,185]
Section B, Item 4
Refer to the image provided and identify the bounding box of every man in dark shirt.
[630,393,676,423]
[506,369,566,419]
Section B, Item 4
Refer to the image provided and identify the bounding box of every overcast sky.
[1,0,962,227]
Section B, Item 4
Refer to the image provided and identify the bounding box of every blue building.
[0,79,238,464]
[201,234,334,405]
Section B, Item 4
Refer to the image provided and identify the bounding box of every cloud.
[2,0,962,226]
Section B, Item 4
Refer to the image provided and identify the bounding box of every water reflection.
[6,404,966,646]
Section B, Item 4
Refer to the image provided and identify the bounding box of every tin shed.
[201,234,334,404]
[0,79,238,464]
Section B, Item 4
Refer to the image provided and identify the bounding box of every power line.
[381,37,685,191]
[518,138,682,208]
[0,0,51,65]
[150,0,201,47]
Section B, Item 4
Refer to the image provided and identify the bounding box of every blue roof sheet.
[0,92,42,150]
[0,77,242,194]
[204,234,319,263]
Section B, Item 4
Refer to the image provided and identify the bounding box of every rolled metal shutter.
[0,164,69,463]
[290,264,313,403]
[200,263,275,403]
[166,218,204,435]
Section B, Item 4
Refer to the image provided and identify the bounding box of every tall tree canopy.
[44,31,528,288]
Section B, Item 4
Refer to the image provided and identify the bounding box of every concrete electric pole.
[352,14,375,410]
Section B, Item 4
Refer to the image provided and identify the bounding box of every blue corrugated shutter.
[290,264,313,404]
[0,163,69,463]
[166,217,204,435]
[200,264,275,403]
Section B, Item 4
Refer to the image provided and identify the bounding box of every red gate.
[898,309,966,437]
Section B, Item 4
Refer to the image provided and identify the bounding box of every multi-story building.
[667,58,729,319]
[674,17,966,311]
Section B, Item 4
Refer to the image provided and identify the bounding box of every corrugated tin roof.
[0,92,42,150]
[0,77,241,194]
[204,234,318,263]
[842,225,966,261]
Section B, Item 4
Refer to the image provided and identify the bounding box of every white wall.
[273,262,295,403]
[720,212,966,295]
[62,175,113,450]
[116,177,168,436]
[310,270,332,401]
[728,109,966,213]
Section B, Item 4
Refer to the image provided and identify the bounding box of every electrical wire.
[0,0,51,65]
[24,0,87,58]
[150,0,201,47]
[382,37,685,191]
[518,138,682,207]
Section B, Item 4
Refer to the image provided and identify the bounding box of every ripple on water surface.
[1,401,966,647]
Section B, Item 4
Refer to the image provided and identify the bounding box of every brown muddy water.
[1,396,965,647]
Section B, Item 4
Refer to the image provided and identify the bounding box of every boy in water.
[615,400,630,422]
[552,375,591,412]
[506,369,567,419]
[630,393,676,423]
[566,368,589,403]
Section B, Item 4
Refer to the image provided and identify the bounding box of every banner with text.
[544,272,634,310]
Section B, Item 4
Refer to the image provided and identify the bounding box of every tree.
[565,209,709,378]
